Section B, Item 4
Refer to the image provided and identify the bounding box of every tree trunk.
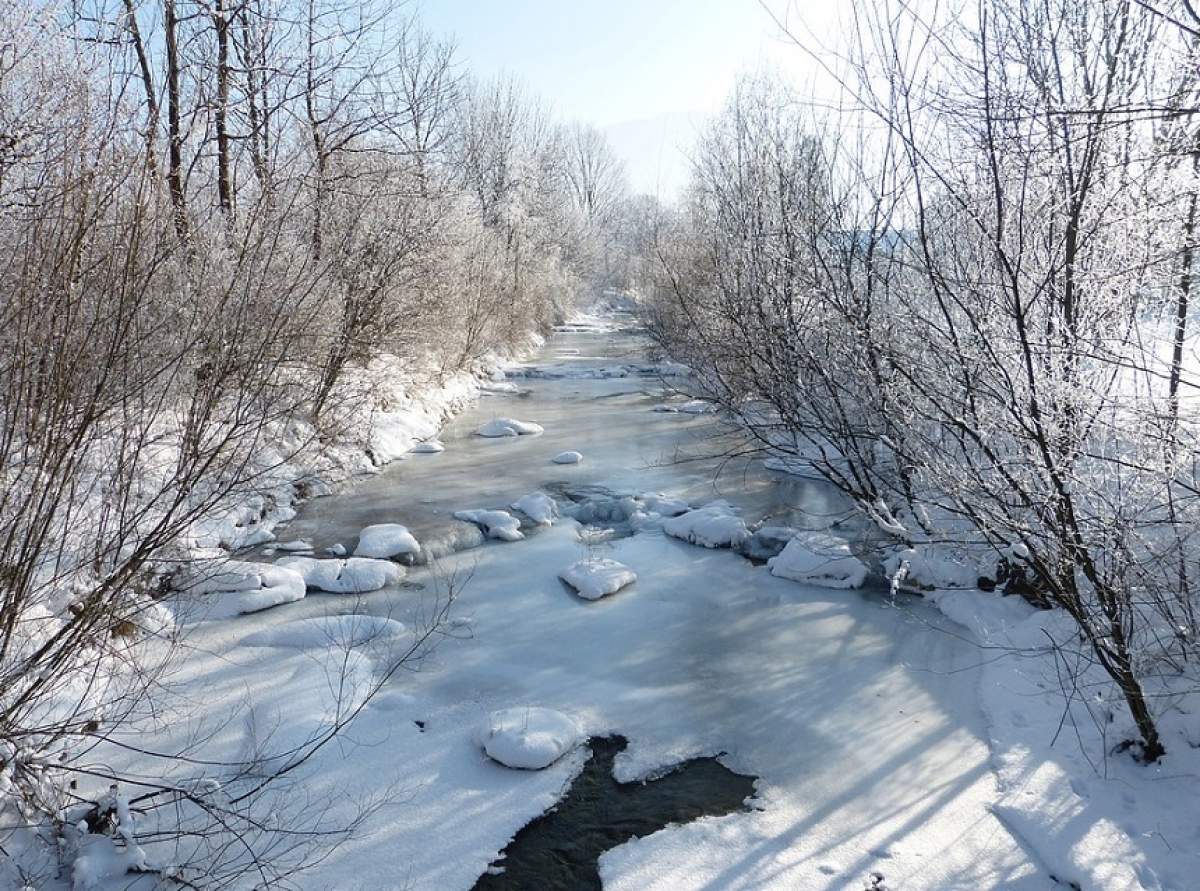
[164,0,189,244]
[214,0,234,220]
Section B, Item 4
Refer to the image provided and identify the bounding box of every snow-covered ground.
[85,312,1196,890]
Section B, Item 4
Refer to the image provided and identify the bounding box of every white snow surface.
[475,707,583,769]
[276,556,404,593]
[559,558,637,600]
[411,440,445,454]
[552,450,583,464]
[511,492,559,526]
[768,532,868,589]
[476,417,544,437]
[662,503,750,549]
[354,523,421,559]
[453,509,525,541]
[927,589,1198,891]
[241,614,407,649]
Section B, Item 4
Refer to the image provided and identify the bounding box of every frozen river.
[172,314,1054,889]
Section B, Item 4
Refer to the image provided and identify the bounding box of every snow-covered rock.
[475,707,582,770]
[229,565,308,613]
[276,556,405,594]
[476,417,544,437]
[242,614,407,649]
[552,450,583,464]
[411,440,445,454]
[663,504,750,549]
[511,492,559,526]
[326,543,347,557]
[181,560,306,615]
[639,492,690,517]
[736,526,800,562]
[453,509,524,541]
[559,558,637,600]
[768,532,868,589]
[354,524,421,560]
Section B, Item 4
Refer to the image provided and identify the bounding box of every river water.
[267,312,1049,890]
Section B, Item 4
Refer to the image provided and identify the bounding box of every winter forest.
[3,0,1200,888]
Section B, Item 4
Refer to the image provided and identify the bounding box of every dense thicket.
[648,0,1200,761]
[0,0,632,884]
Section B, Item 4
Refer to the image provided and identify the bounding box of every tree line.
[646,0,1200,762]
[0,0,636,884]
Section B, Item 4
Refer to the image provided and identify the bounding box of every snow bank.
[767,533,868,589]
[354,524,421,560]
[663,504,750,549]
[559,558,637,600]
[453,509,524,542]
[475,707,582,770]
[552,450,583,464]
[276,556,404,594]
[923,588,1195,890]
[242,614,407,649]
[511,492,559,526]
[477,418,544,438]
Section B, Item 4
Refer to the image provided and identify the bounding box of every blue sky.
[417,0,841,197]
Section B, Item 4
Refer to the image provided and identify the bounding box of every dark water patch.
[472,736,757,891]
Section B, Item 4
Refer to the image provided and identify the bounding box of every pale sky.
[417,0,846,198]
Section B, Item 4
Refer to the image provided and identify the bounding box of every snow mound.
[411,440,445,454]
[72,833,147,891]
[552,450,583,464]
[242,614,407,649]
[639,492,690,517]
[883,546,978,591]
[663,504,750,549]
[326,543,347,556]
[768,532,868,589]
[511,492,559,526]
[735,526,800,561]
[276,556,405,593]
[354,523,421,559]
[477,417,543,437]
[454,509,524,541]
[475,707,582,770]
[179,560,307,615]
[559,558,637,600]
